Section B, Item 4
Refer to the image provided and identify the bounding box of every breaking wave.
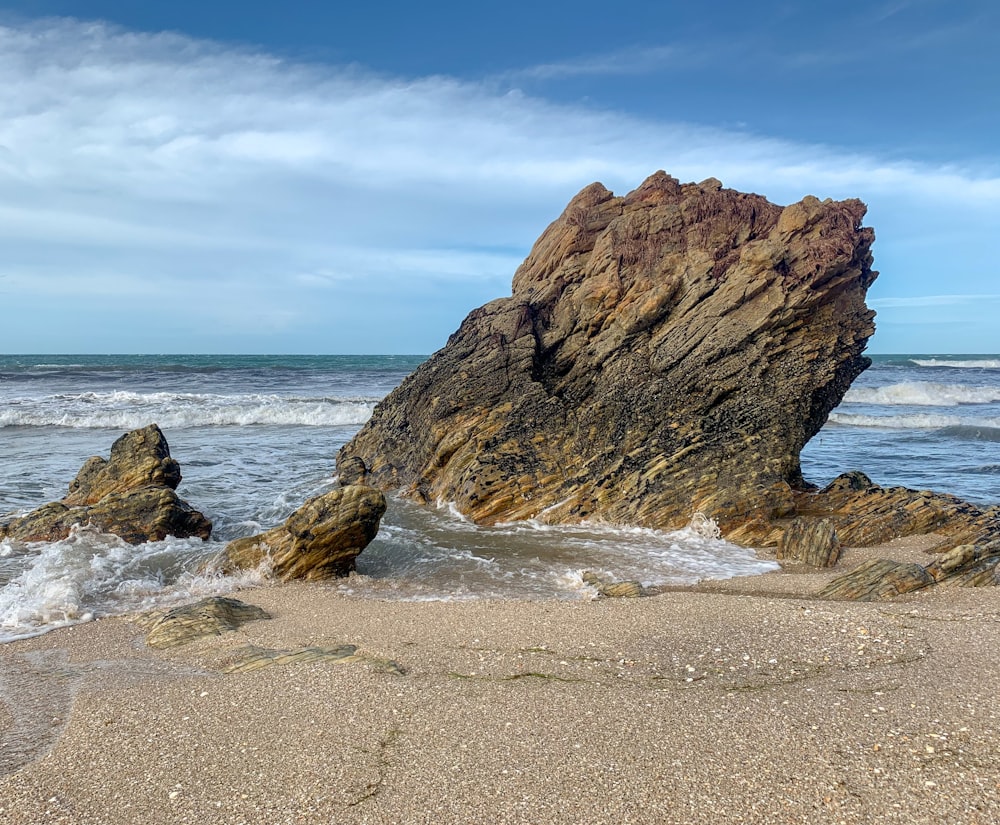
[352,500,777,601]
[910,358,1000,369]
[937,425,1000,443]
[0,391,376,429]
[0,526,262,642]
[829,411,1000,435]
[844,382,1000,407]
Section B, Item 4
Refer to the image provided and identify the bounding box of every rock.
[817,559,934,601]
[786,473,996,549]
[777,518,841,567]
[339,172,877,531]
[64,425,182,506]
[0,425,211,544]
[140,597,271,649]
[789,477,1000,599]
[581,571,646,598]
[336,172,1000,601]
[214,484,386,580]
[818,533,1000,601]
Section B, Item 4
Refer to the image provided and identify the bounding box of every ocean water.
[800,355,1000,501]
[1,353,997,641]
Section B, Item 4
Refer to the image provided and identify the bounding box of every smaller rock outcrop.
[64,425,182,507]
[139,597,271,649]
[714,473,1000,600]
[777,518,841,567]
[0,425,211,545]
[819,540,1000,601]
[214,484,386,580]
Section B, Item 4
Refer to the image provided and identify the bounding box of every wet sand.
[2,541,1000,824]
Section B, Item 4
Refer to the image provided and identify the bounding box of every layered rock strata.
[339,172,877,530]
[776,518,841,567]
[214,484,386,580]
[140,597,271,649]
[0,425,211,544]
[794,473,1000,598]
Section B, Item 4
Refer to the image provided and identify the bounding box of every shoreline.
[3,540,999,824]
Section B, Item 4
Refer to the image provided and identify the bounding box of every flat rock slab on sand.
[2,570,1000,825]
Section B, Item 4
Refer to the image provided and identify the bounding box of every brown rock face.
[64,424,182,506]
[0,424,211,544]
[339,172,876,530]
[777,518,841,567]
[214,484,386,580]
[782,472,1000,550]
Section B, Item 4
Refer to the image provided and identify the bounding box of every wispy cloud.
[870,294,1000,308]
[0,17,997,352]
[499,45,688,81]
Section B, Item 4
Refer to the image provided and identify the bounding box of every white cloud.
[0,17,997,352]
[2,18,998,205]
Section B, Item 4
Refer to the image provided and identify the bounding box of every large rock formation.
[339,172,876,531]
[213,484,386,580]
[0,425,211,544]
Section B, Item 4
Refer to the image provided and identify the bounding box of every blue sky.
[0,1,997,354]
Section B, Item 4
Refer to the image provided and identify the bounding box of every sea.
[1,353,998,642]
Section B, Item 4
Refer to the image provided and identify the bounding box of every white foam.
[686,512,722,539]
[0,391,376,429]
[359,500,778,600]
[829,411,1000,430]
[844,382,1000,407]
[911,359,1000,369]
[0,526,254,642]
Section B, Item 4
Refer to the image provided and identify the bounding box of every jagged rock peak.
[339,173,878,532]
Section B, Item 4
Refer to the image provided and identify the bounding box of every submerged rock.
[339,172,877,530]
[581,571,646,598]
[223,645,404,676]
[0,424,211,544]
[214,484,386,580]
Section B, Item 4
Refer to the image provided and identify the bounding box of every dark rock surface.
[339,172,877,530]
[214,484,386,580]
[0,424,211,544]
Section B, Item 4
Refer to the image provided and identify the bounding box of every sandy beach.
[2,541,999,825]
